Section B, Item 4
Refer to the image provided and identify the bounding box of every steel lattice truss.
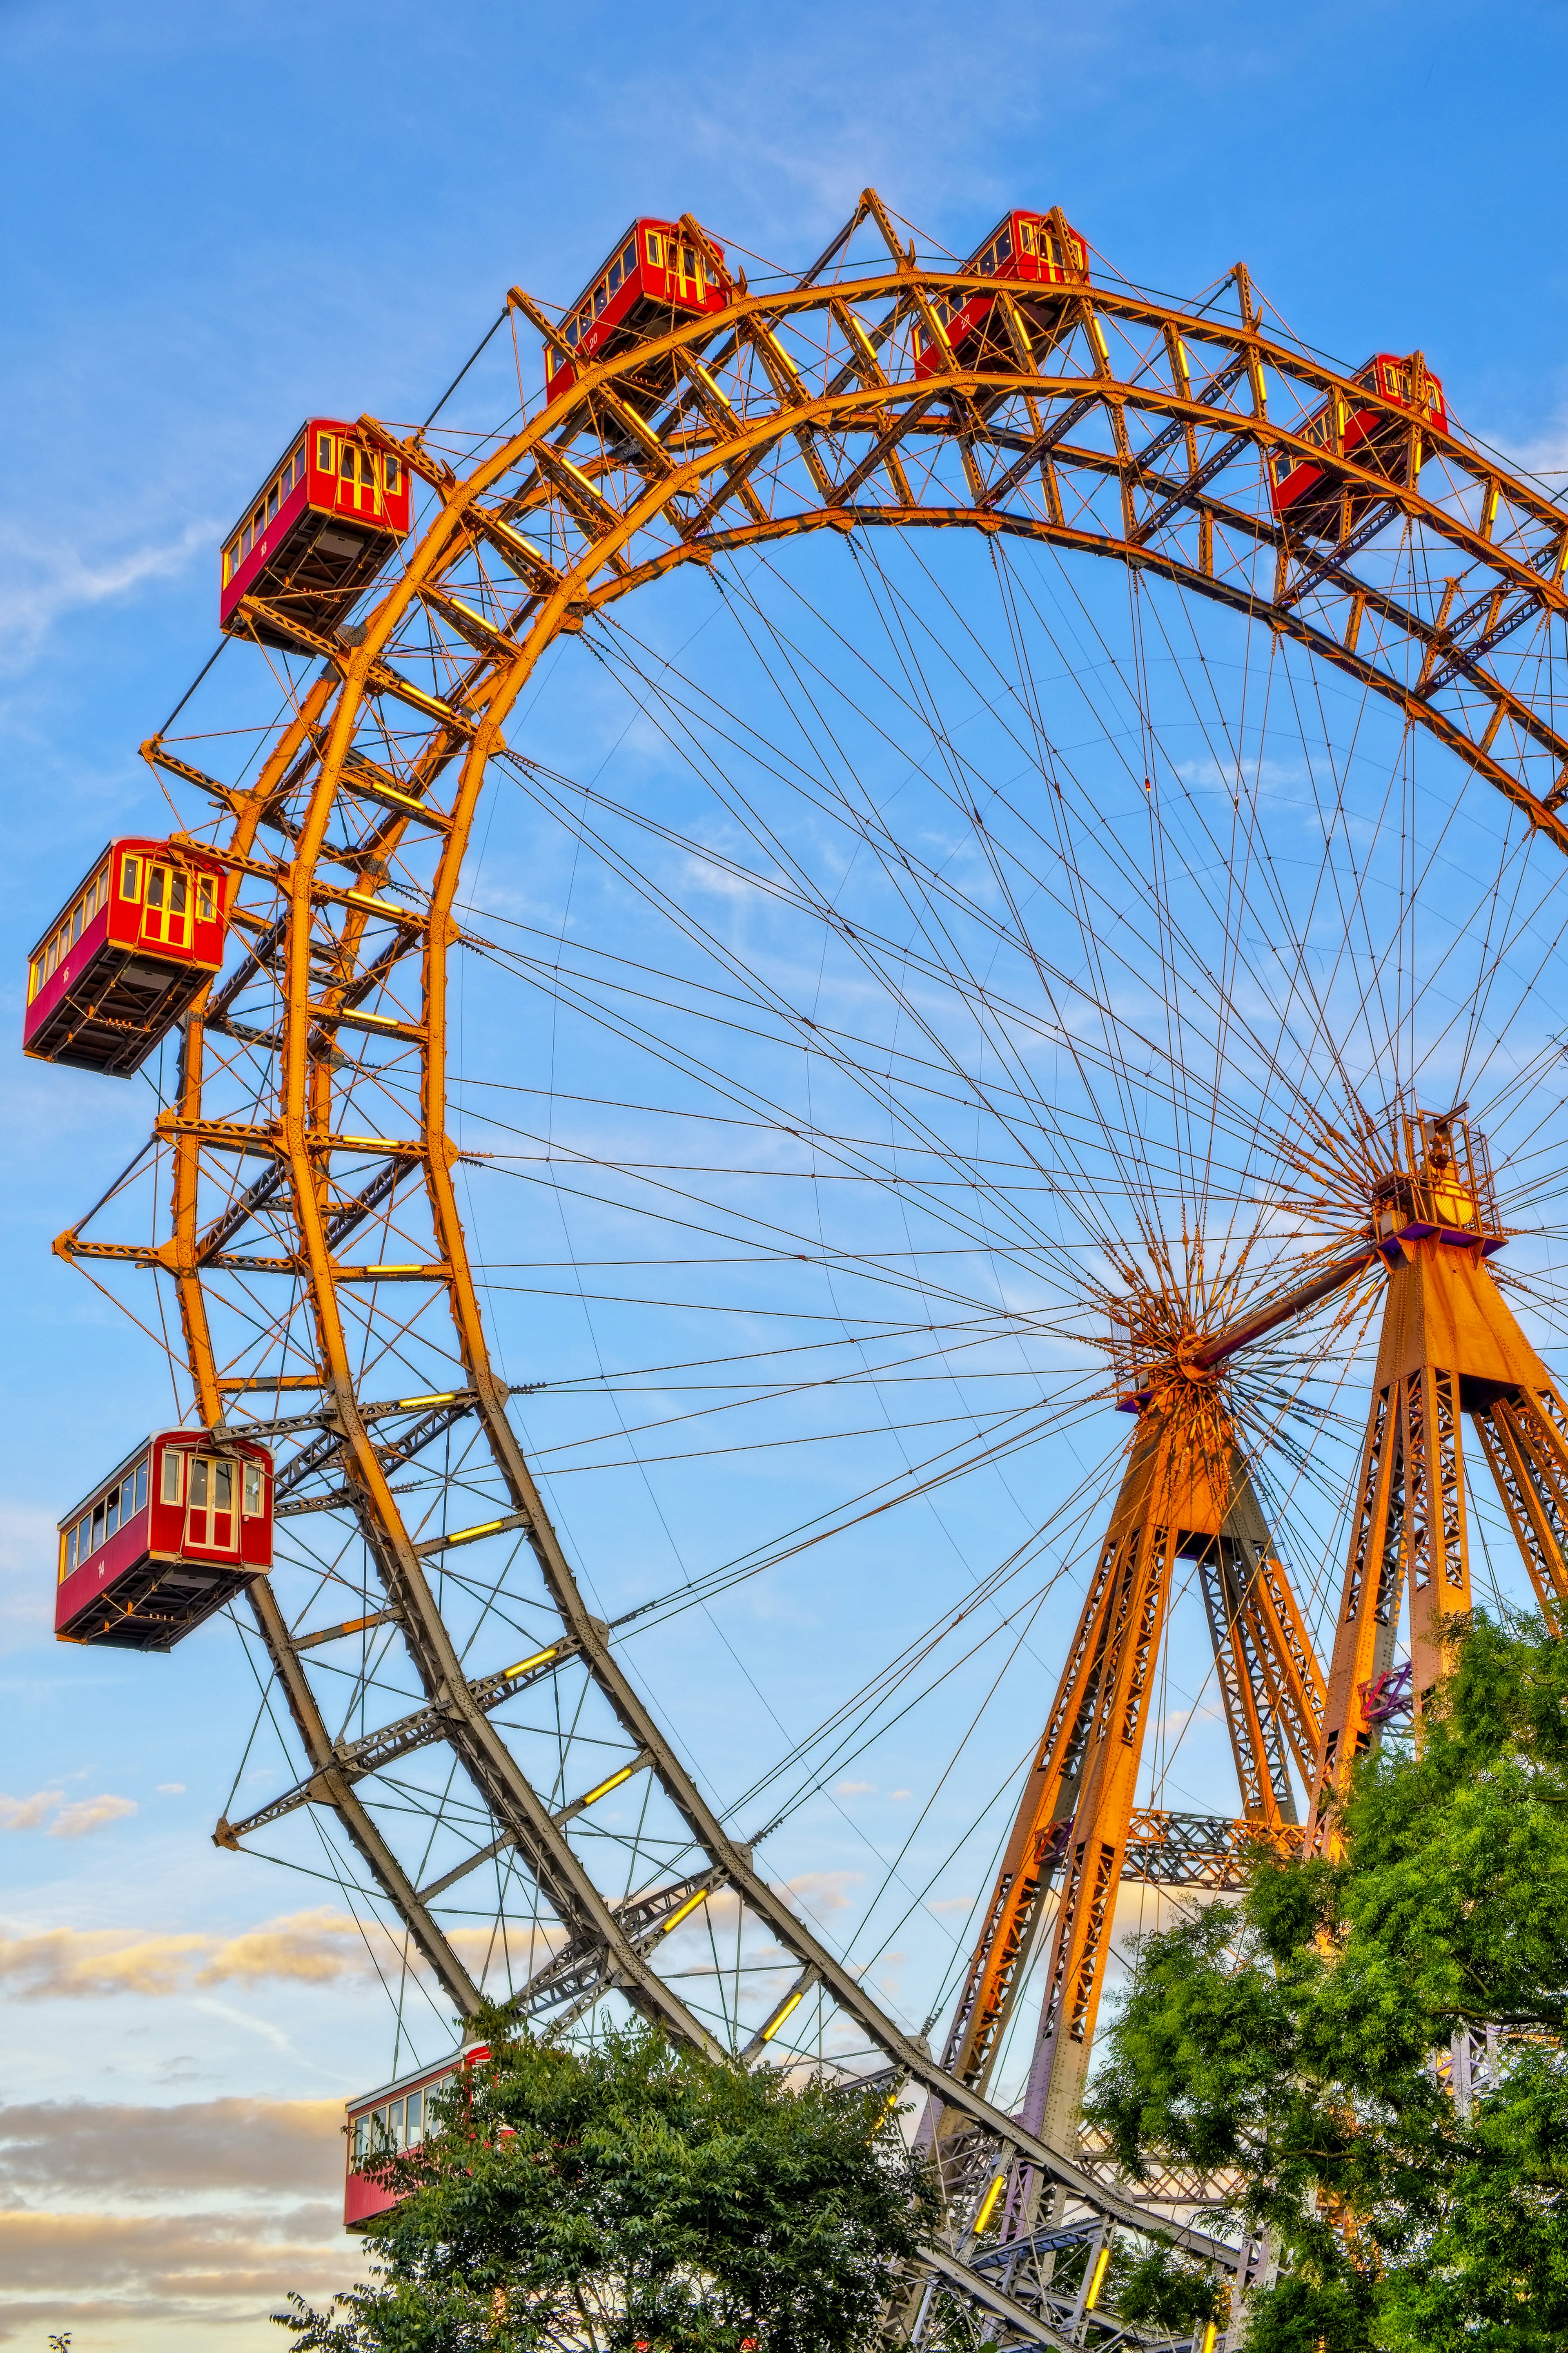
[55,187,1568,2346]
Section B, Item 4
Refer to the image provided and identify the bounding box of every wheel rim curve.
[59,195,1568,2276]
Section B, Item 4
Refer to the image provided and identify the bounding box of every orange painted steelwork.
[46,190,1568,2268]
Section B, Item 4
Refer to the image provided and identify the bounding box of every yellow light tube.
[973,2171,1007,2235]
[580,1762,637,1808]
[1085,2244,1113,2311]
[448,1519,507,1548]
[505,1646,559,1678]
[656,1888,710,1937]
[759,1987,806,2043]
[396,1392,459,1409]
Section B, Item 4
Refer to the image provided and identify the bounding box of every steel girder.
[52,189,1568,2311]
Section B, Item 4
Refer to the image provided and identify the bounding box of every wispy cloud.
[0,517,212,669]
[0,1787,137,1838]
[0,1905,547,1999]
[0,2092,364,2341]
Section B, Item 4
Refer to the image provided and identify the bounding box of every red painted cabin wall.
[344,2047,487,2228]
[23,838,229,1073]
[1271,354,1447,520]
[56,1431,274,1650]
[218,417,413,636]
[913,210,1089,380]
[544,219,728,403]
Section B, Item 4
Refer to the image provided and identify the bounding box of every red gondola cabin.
[56,1431,274,1651]
[24,838,229,1075]
[220,419,413,648]
[543,219,728,413]
[345,2043,490,2228]
[913,210,1090,381]
[1271,353,1446,536]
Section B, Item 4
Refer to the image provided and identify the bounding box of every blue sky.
[5,0,1568,2342]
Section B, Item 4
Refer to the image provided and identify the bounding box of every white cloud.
[49,1793,138,1839]
[0,1905,550,2001]
[0,517,213,669]
[834,1779,876,1796]
[0,1791,65,1833]
[0,2094,368,2340]
[775,1870,864,1920]
[0,1788,138,1839]
[156,1783,186,1796]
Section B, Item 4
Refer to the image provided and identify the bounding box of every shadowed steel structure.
[50,188,1568,2344]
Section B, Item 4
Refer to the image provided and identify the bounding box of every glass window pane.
[170,874,187,915]
[997,229,1012,260]
[77,1514,91,1559]
[147,868,165,909]
[267,485,280,521]
[405,2088,423,2142]
[608,261,621,293]
[341,445,355,479]
[91,1501,105,1549]
[106,1490,119,1539]
[646,232,661,263]
[72,903,85,942]
[243,1462,262,1515]
[197,877,215,923]
[317,433,332,468]
[136,1460,148,1513]
[162,1450,182,1505]
[353,2115,368,2163]
[621,241,636,276]
[66,1528,78,1573]
[214,1461,233,1511]
[385,458,400,494]
[190,1459,209,1507]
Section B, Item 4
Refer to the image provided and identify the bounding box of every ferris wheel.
[31,188,1568,2339]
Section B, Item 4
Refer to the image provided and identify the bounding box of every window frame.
[161,1449,185,1507]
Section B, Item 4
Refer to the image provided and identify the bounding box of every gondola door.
[141,863,190,952]
[670,236,702,306]
[186,1454,238,1555]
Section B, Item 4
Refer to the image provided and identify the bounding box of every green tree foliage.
[1086,1608,1568,2350]
[278,2014,934,2353]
